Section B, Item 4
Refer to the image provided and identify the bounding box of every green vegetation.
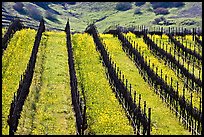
[115,2,132,11]
[13,2,27,15]
[26,4,43,21]
[134,8,142,15]
[135,2,146,7]
[2,2,202,32]
[150,2,185,9]
[16,31,76,135]
[1,3,202,133]
[153,8,169,15]
[72,33,134,135]
[2,29,36,135]
[1,28,202,135]
[99,33,191,135]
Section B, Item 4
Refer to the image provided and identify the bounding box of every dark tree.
[13,2,27,15]
[115,2,132,11]
[66,2,76,5]
[135,2,146,7]
[26,4,43,21]
[134,8,142,15]
[153,8,169,15]
[150,2,185,9]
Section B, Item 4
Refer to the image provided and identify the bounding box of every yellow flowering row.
[149,34,202,82]
[2,27,7,37]
[72,33,134,135]
[124,32,201,111]
[2,28,37,135]
[16,31,76,135]
[174,35,202,57]
[99,33,191,135]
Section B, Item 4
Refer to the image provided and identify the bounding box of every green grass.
[2,28,36,135]
[15,32,48,135]
[2,2,202,32]
[2,27,201,135]
[16,31,76,135]
[72,33,134,135]
[124,32,202,111]
[100,33,191,135]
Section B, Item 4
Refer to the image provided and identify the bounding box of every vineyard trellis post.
[65,18,87,135]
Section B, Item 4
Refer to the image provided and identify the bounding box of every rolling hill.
[2,2,202,33]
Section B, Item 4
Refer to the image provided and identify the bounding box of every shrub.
[13,2,24,10]
[13,2,27,15]
[152,17,166,24]
[152,17,176,26]
[135,2,146,6]
[25,4,43,21]
[62,2,76,9]
[115,2,132,11]
[153,18,161,24]
[66,2,76,5]
[181,19,197,26]
[172,2,185,7]
[134,8,142,15]
[153,8,169,15]
[150,2,184,9]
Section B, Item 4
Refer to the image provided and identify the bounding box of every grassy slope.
[2,29,36,135]
[72,33,134,135]
[16,31,76,135]
[124,33,201,110]
[2,2,202,32]
[100,33,191,135]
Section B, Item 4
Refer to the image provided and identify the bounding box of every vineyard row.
[142,34,202,91]
[8,19,45,135]
[86,24,151,135]
[65,20,87,135]
[108,29,202,135]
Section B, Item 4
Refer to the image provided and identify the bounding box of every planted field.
[2,29,36,135]
[2,20,202,135]
[100,34,190,135]
[174,35,202,57]
[124,32,202,110]
[15,31,76,135]
[72,33,134,135]
[150,34,202,81]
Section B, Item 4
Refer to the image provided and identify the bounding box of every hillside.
[2,2,202,33]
